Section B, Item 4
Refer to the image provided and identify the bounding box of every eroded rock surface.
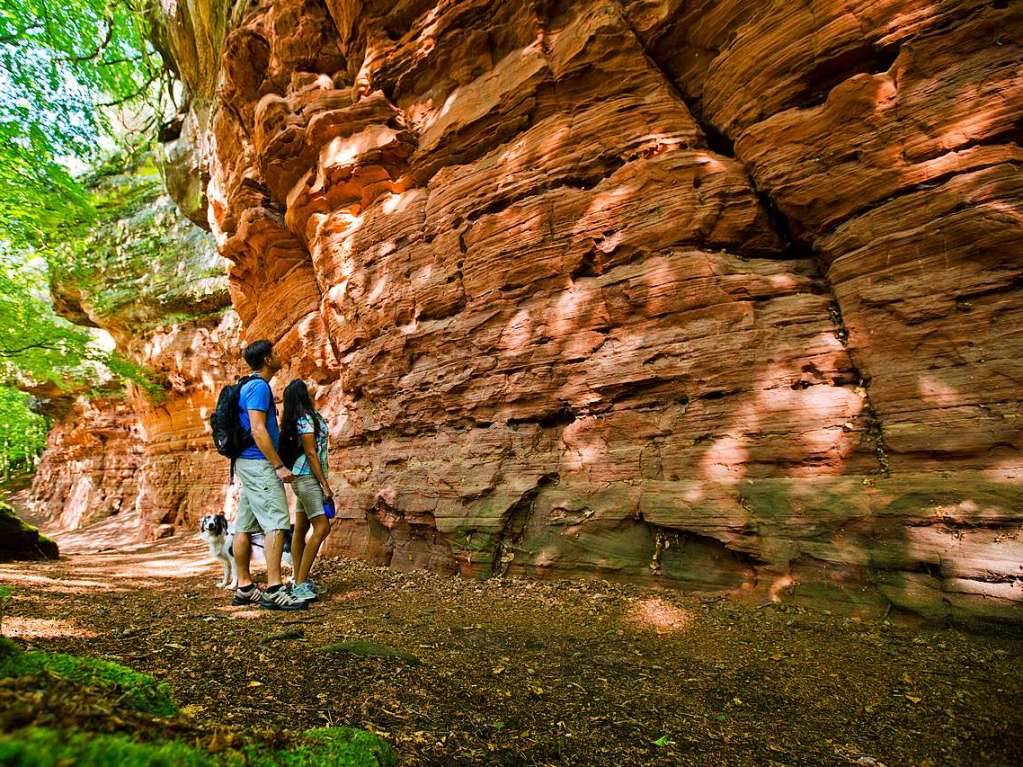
[145,0,1023,623]
[25,396,143,534]
[26,160,242,539]
[154,0,1023,624]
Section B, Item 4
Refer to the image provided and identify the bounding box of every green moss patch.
[0,727,210,767]
[0,644,175,717]
[250,726,398,767]
[320,641,422,665]
[0,727,397,767]
[0,503,58,562]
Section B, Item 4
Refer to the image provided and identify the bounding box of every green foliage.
[0,727,399,767]
[0,0,170,250]
[0,646,177,717]
[0,250,94,384]
[0,4,191,417]
[0,247,159,399]
[0,142,93,254]
[0,388,47,475]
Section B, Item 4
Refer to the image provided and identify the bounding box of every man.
[231,339,307,611]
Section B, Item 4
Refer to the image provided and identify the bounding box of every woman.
[280,380,333,603]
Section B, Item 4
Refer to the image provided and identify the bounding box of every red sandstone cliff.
[24,162,243,540]
[111,0,1023,623]
[28,394,144,532]
[27,313,244,541]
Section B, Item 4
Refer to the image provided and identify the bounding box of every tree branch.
[63,18,114,63]
[98,55,144,68]
[96,71,158,107]
[0,342,61,357]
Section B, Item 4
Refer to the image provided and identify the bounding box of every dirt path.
[1,530,1021,766]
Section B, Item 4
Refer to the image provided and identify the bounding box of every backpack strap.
[236,375,273,453]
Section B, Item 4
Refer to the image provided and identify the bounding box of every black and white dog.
[199,514,294,589]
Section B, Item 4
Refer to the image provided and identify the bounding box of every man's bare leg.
[234,532,253,587]
[264,529,284,587]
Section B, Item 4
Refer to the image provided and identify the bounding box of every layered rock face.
[27,396,144,532]
[626,0,1023,470]
[160,0,1022,623]
[130,310,244,537]
[27,161,242,539]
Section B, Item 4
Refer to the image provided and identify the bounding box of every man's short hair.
[243,339,273,370]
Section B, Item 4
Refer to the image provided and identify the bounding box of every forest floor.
[1,525,1021,767]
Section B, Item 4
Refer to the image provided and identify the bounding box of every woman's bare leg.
[292,513,309,578]
[298,515,330,583]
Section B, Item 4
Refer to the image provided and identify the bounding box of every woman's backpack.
[277,424,302,470]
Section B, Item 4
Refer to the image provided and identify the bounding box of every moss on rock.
[0,726,398,767]
[0,643,174,717]
[0,503,58,562]
[47,154,229,338]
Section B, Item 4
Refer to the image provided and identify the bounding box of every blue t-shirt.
[238,378,279,461]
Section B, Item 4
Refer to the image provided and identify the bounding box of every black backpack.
[210,374,263,459]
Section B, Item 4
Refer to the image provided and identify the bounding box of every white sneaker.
[259,586,308,611]
[231,585,263,606]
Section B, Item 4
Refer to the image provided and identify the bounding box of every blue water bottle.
[322,498,336,520]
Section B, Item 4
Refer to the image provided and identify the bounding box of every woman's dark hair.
[281,379,321,441]
[243,339,273,370]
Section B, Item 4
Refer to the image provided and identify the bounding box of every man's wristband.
[273,464,284,470]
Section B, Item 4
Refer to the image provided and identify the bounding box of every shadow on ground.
[1,528,1021,766]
